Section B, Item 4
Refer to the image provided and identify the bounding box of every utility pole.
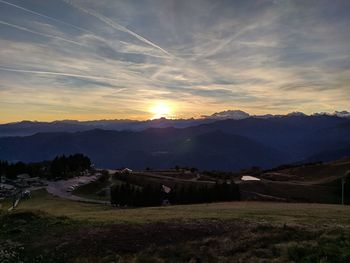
[342,177,346,205]
[342,171,350,205]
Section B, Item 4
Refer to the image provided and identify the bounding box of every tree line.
[111,182,240,207]
[0,154,91,179]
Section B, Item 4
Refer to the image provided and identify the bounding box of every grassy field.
[72,180,111,201]
[1,189,350,225]
[1,190,350,262]
[3,161,350,262]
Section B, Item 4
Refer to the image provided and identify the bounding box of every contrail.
[0,0,93,34]
[0,20,84,46]
[62,0,172,57]
[0,0,129,52]
[1,0,172,57]
[0,66,120,83]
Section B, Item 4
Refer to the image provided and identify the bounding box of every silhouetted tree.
[0,153,91,180]
[110,181,240,207]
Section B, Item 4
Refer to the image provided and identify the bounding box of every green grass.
[72,180,111,201]
[1,209,349,263]
[2,189,350,225]
[2,190,350,262]
[73,178,131,201]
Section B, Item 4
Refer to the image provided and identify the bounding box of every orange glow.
[150,102,173,119]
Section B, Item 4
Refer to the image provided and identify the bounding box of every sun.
[151,102,172,119]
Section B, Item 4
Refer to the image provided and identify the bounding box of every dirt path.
[136,172,215,184]
[259,174,344,186]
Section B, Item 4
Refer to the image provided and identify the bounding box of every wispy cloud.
[0,0,92,34]
[0,66,122,83]
[63,0,172,57]
[0,20,84,46]
[0,0,349,122]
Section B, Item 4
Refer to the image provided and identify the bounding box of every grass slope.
[1,190,350,262]
[1,189,350,225]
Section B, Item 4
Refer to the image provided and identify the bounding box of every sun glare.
[151,102,172,119]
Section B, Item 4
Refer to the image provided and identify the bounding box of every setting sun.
[150,102,172,119]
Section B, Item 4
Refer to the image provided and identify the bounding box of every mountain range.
[0,110,349,171]
[0,110,349,137]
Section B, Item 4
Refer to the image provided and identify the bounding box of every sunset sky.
[0,0,349,123]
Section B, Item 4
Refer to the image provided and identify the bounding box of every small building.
[120,168,133,175]
[17,174,30,180]
[241,175,261,181]
[25,177,44,186]
[0,183,16,197]
[0,183,15,190]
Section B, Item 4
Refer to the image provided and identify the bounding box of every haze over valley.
[1,109,350,171]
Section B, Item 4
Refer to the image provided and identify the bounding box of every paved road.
[45,176,110,205]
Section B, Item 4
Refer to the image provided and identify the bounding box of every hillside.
[263,157,350,182]
[238,158,350,204]
[1,190,350,262]
[0,129,283,170]
[0,118,214,137]
[0,115,349,170]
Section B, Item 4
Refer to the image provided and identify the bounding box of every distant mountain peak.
[334,110,350,118]
[286,111,307,117]
[204,110,250,120]
[312,110,350,118]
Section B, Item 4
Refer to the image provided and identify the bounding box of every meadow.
[1,190,350,262]
[1,189,350,225]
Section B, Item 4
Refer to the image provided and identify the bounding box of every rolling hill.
[0,129,284,170]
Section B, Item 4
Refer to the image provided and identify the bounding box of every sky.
[0,0,349,123]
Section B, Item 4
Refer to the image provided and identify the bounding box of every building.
[120,168,133,175]
[17,174,30,180]
[0,183,16,197]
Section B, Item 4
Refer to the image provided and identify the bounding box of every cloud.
[279,82,328,91]
[0,66,122,83]
[63,0,172,57]
[0,0,92,34]
[0,0,349,122]
[0,20,83,46]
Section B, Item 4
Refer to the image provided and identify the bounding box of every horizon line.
[1,109,349,125]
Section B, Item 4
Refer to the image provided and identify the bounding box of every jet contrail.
[0,66,120,83]
[0,0,131,53]
[0,0,93,35]
[0,20,84,47]
[62,0,172,57]
[1,0,172,57]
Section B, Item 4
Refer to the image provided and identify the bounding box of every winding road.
[45,176,110,205]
